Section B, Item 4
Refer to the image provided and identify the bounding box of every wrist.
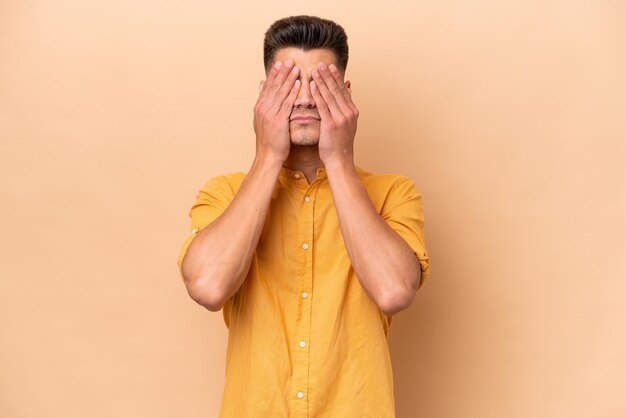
[252,153,284,173]
[323,154,354,170]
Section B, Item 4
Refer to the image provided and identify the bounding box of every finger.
[310,80,332,121]
[260,60,296,113]
[318,63,351,116]
[312,68,344,119]
[258,61,283,102]
[278,79,301,117]
[328,64,358,114]
[270,64,300,114]
[267,60,294,96]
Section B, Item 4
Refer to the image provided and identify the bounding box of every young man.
[177,15,430,417]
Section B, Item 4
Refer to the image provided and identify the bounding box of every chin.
[290,136,320,146]
[289,127,320,146]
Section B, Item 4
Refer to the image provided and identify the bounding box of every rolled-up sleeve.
[177,175,234,280]
[380,176,431,290]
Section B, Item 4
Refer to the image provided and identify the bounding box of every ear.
[344,80,351,93]
[259,80,265,94]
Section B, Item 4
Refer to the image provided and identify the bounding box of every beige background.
[1,1,625,417]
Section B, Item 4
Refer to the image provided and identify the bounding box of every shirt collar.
[279,165,327,181]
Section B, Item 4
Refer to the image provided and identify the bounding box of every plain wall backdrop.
[1,1,625,417]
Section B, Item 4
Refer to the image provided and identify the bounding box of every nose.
[294,79,316,109]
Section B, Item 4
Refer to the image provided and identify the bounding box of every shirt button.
[299,341,306,347]
[294,173,301,179]
[302,243,309,250]
[304,196,311,202]
[302,292,308,298]
[297,391,304,399]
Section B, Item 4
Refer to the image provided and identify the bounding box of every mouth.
[290,116,320,124]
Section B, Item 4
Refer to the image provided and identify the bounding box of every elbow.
[378,259,422,316]
[378,283,418,317]
[184,275,225,312]
[379,296,410,317]
[180,256,225,311]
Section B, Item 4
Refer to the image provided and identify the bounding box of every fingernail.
[329,64,337,72]
[319,63,327,70]
[285,60,294,68]
[274,61,282,69]
[312,70,319,77]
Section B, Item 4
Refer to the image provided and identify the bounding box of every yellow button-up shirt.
[177,164,430,417]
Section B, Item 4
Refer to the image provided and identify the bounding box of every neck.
[283,144,324,183]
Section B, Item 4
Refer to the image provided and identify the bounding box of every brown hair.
[263,15,349,74]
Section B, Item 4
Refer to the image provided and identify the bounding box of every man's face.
[263,47,349,146]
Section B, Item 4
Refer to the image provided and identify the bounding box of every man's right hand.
[253,60,301,163]
[181,60,301,311]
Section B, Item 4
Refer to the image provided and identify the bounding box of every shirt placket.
[291,172,320,417]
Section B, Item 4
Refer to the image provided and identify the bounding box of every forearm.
[325,159,421,315]
[181,156,282,310]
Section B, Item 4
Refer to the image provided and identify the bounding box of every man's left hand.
[310,63,359,165]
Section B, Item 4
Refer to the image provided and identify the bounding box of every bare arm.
[325,160,422,316]
[309,62,423,316]
[180,157,282,311]
[180,59,301,311]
